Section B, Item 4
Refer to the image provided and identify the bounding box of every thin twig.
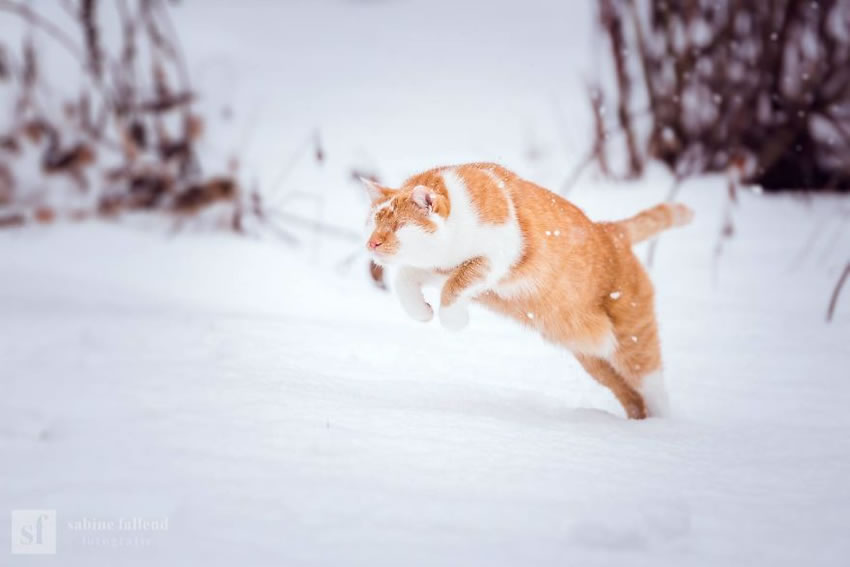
[150,0,191,95]
[335,246,363,275]
[712,184,737,285]
[0,1,86,62]
[788,216,834,271]
[645,175,683,267]
[260,218,300,246]
[817,215,849,264]
[826,262,850,322]
[267,130,320,206]
[559,150,595,195]
[268,210,360,242]
[599,0,643,177]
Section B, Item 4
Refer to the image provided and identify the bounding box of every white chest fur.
[436,168,524,284]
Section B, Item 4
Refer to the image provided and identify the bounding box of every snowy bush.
[595,0,850,191]
[0,0,253,229]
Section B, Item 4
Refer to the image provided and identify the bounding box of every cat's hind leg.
[635,369,669,417]
[575,354,647,419]
[610,318,670,417]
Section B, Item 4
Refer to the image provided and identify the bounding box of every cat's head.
[361,177,449,266]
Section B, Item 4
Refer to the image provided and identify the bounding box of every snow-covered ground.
[2,1,850,565]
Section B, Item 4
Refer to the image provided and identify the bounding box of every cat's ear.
[360,177,394,204]
[411,185,434,211]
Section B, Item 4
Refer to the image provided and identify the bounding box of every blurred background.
[1,1,849,565]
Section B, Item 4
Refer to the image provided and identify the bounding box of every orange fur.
[398,170,452,218]
[441,256,490,308]
[455,166,510,224]
[364,179,447,252]
[364,163,693,418]
[618,202,694,243]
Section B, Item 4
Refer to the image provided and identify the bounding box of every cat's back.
[456,163,592,227]
[470,164,607,288]
[400,162,517,229]
[401,161,594,245]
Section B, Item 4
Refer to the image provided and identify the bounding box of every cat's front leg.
[394,266,434,322]
[439,256,490,331]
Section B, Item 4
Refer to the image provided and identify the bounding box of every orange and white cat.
[362,163,692,419]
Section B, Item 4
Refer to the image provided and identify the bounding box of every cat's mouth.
[369,251,393,265]
[367,238,395,261]
[369,244,401,265]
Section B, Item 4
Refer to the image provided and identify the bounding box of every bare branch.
[645,175,683,267]
[0,1,86,62]
[826,262,850,322]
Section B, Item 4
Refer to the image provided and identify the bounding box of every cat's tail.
[616,203,694,244]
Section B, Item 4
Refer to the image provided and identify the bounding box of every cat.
[362,163,693,419]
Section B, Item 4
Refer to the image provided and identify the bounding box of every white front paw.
[401,299,434,322]
[439,303,469,331]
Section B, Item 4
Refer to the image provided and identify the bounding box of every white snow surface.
[2,0,850,565]
[3,183,849,566]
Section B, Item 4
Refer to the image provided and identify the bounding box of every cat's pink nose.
[368,238,383,250]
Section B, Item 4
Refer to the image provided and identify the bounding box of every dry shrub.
[0,0,259,227]
[595,0,850,191]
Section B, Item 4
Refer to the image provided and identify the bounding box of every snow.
[3,177,849,567]
[2,0,850,565]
